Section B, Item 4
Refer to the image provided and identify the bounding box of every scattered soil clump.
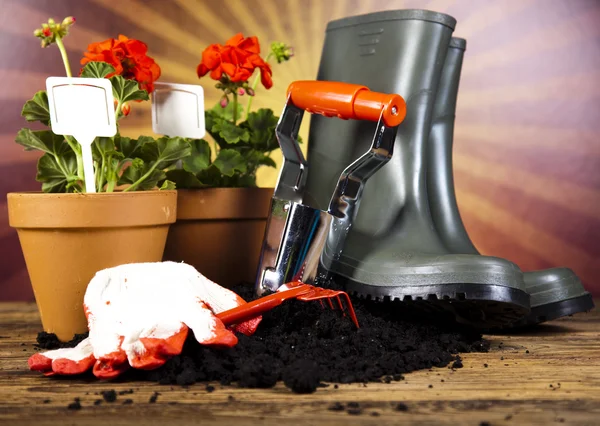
[67,398,81,410]
[101,390,117,403]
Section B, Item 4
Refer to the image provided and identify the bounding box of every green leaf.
[182,139,211,174]
[15,129,69,155]
[21,91,50,126]
[205,110,219,136]
[210,101,243,122]
[159,180,176,190]
[119,158,144,184]
[105,157,120,186]
[235,174,258,187]
[257,154,277,168]
[245,108,278,149]
[212,119,250,145]
[196,164,225,186]
[245,149,277,168]
[140,136,192,169]
[119,158,166,190]
[165,169,208,189]
[115,135,144,160]
[92,136,122,162]
[110,75,149,104]
[218,173,257,188]
[118,136,191,191]
[212,149,247,177]
[36,151,78,193]
[80,61,116,79]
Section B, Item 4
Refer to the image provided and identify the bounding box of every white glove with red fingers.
[28,262,261,378]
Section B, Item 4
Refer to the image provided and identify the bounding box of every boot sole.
[505,292,595,328]
[341,279,531,328]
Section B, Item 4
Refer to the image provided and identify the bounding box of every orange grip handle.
[286,81,406,127]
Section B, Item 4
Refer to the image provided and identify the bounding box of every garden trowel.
[255,80,406,296]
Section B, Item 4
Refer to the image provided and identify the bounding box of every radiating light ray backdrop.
[1,0,598,300]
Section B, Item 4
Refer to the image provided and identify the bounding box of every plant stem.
[65,135,84,180]
[106,164,116,192]
[115,100,122,122]
[97,152,107,192]
[232,92,238,125]
[54,36,72,77]
[94,160,100,191]
[245,52,273,119]
[123,163,160,192]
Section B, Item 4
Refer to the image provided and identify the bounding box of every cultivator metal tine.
[217,282,359,329]
[293,285,360,328]
[337,292,360,329]
[336,295,343,311]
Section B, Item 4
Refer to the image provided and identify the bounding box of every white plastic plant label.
[46,77,117,193]
[151,82,205,139]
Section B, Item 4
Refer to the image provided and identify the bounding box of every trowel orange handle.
[286,81,406,127]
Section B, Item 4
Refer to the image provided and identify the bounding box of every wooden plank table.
[0,302,599,426]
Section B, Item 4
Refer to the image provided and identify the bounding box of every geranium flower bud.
[42,27,52,37]
[47,18,55,25]
[270,41,294,63]
[238,88,245,96]
[121,103,131,117]
[33,29,42,37]
[220,96,229,108]
[62,16,76,26]
[246,88,255,97]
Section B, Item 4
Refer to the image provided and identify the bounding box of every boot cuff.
[450,37,467,50]
[327,9,457,32]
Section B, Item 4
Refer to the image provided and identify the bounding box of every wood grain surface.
[0,302,599,426]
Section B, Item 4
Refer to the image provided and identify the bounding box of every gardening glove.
[28,261,261,378]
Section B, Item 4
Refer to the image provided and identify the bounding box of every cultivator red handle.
[217,282,360,329]
[286,80,406,127]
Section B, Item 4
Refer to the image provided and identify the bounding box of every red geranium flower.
[80,35,161,93]
[197,33,273,89]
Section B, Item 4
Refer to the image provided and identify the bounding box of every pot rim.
[6,189,177,197]
[175,187,274,220]
[7,190,178,228]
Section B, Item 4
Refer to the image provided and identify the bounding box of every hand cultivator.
[218,281,360,328]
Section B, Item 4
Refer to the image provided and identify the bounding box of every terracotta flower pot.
[7,191,177,341]
[163,188,273,289]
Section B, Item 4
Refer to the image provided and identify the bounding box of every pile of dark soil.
[37,283,490,393]
[35,331,88,350]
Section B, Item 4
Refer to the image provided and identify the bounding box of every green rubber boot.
[427,37,594,328]
[304,10,530,328]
